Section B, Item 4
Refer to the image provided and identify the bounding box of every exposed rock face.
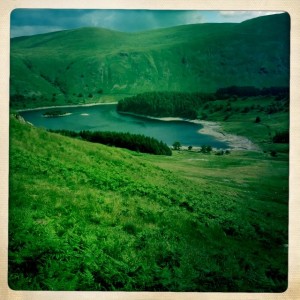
[14,114,33,126]
[15,114,26,123]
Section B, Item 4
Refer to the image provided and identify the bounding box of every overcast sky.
[10,9,283,38]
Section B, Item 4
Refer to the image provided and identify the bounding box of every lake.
[20,104,228,148]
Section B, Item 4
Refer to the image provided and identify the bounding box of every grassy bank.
[117,91,289,153]
[9,116,288,291]
[196,95,289,153]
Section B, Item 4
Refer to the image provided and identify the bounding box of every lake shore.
[17,101,118,112]
[119,111,259,151]
[18,104,259,151]
[195,120,260,151]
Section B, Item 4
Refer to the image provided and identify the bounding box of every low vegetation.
[43,110,68,117]
[9,116,288,292]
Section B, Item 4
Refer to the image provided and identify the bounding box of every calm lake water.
[20,104,228,148]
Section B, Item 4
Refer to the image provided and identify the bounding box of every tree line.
[117,87,289,119]
[215,86,289,99]
[49,129,172,156]
[117,92,215,119]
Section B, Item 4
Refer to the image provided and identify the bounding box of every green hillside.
[9,116,288,291]
[10,13,290,109]
[9,12,290,292]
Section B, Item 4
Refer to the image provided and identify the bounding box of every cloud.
[10,9,206,37]
[10,9,284,38]
[79,10,204,32]
[219,11,283,21]
[10,25,66,38]
[10,9,86,37]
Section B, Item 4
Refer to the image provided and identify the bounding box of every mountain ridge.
[10,13,290,109]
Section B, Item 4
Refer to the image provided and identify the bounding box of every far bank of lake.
[19,103,257,150]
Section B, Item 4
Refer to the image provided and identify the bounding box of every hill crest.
[10,13,290,109]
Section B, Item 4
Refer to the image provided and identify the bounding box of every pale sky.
[10,9,283,38]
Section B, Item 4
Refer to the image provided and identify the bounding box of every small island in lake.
[42,110,71,118]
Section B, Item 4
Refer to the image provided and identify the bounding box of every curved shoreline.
[118,111,259,151]
[17,101,118,112]
[18,104,259,151]
[43,112,73,118]
[196,120,260,151]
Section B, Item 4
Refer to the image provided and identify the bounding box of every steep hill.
[10,13,290,109]
[9,116,288,291]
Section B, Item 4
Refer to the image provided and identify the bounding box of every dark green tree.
[255,116,261,123]
[173,141,181,150]
[272,131,289,144]
[200,145,212,154]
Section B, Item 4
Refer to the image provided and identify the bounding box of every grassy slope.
[10,13,290,109]
[9,116,288,291]
[196,95,289,153]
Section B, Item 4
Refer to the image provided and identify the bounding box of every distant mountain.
[10,13,290,108]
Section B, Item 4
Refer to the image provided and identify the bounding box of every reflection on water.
[20,104,228,148]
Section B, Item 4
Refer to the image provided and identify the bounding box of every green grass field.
[9,115,288,291]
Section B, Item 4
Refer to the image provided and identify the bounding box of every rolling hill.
[10,13,290,109]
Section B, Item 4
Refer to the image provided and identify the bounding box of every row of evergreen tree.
[49,129,172,156]
[117,87,289,119]
[117,92,215,119]
[215,86,289,99]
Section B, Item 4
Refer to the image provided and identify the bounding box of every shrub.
[200,145,212,154]
[270,150,277,157]
[273,131,289,144]
[215,150,224,156]
[223,114,231,121]
[123,222,137,235]
[173,142,181,150]
[201,112,208,120]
